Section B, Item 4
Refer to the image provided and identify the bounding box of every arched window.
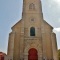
[30,27,35,36]
[29,3,35,10]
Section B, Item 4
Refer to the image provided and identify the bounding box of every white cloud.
[52,0,60,6]
[54,28,60,32]
[53,0,60,3]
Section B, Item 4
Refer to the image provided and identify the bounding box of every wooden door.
[28,48,38,60]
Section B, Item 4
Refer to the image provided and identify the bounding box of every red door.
[28,48,38,60]
[1,56,4,60]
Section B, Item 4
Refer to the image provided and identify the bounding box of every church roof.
[11,19,22,29]
[43,20,53,29]
[11,19,53,30]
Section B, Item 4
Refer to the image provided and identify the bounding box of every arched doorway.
[28,48,38,60]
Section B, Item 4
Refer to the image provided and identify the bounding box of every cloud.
[52,0,60,6]
[54,28,60,32]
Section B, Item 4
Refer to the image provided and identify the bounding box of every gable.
[43,20,53,32]
[43,20,53,29]
[11,19,22,30]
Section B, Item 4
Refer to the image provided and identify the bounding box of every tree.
[58,49,60,60]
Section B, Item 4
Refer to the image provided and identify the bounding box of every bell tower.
[22,0,43,21]
[7,0,58,60]
[23,0,43,14]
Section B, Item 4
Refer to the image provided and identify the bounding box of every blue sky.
[0,0,60,54]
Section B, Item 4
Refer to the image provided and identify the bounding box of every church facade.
[7,0,58,60]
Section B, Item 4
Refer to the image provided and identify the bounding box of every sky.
[0,0,60,54]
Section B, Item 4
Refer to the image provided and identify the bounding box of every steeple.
[22,0,43,19]
[21,0,44,30]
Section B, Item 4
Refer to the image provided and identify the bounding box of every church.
[7,0,58,60]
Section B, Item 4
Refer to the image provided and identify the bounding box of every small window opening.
[29,3,35,10]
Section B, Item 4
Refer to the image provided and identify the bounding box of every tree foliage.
[58,49,60,60]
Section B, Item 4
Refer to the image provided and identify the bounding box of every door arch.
[28,48,38,60]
